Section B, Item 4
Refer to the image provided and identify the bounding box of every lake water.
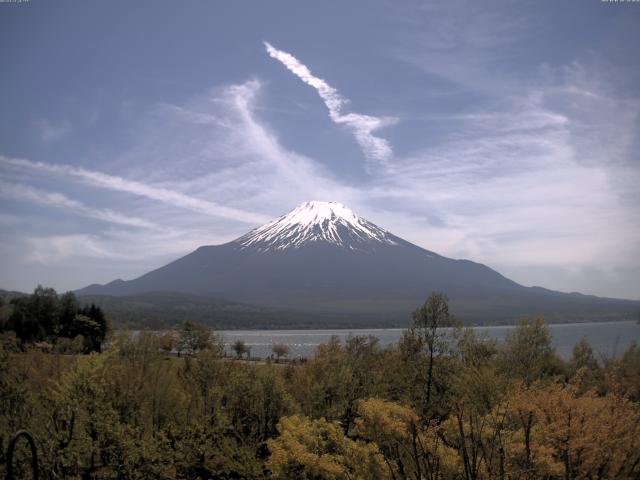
[220,320,640,360]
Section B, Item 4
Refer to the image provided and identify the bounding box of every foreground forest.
[1,293,640,479]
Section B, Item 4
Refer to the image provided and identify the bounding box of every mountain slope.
[78,201,639,324]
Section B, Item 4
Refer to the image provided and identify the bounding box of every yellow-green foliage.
[1,316,640,479]
[354,398,457,479]
[503,382,640,479]
[267,415,387,480]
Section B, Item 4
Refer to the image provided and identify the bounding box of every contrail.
[0,180,160,230]
[264,41,396,167]
[0,156,270,224]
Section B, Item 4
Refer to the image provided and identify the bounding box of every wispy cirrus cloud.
[24,235,120,264]
[0,180,160,230]
[0,79,360,284]
[0,155,270,225]
[201,76,640,297]
[357,1,640,296]
[2,63,638,298]
[20,228,233,265]
[222,79,358,202]
[138,79,361,213]
[264,41,397,169]
[2,1,636,299]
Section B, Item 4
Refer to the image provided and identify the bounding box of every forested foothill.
[0,286,108,354]
[1,292,640,479]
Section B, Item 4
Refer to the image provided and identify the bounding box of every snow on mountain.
[76,200,640,324]
[234,201,398,251]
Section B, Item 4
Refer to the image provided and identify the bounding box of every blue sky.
[1,0,639,299]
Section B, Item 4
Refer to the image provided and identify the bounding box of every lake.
[220,320,640,360]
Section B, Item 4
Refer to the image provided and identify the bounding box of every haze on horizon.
[0,0,639,300]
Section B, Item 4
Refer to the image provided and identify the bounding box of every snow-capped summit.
[77,200,640,325]
[234,201,398,251]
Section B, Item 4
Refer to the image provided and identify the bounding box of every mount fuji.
[78,201,639,325]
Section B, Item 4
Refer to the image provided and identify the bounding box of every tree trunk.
[457,408,473,480]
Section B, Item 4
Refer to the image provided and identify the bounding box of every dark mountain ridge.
[77,201,640,325]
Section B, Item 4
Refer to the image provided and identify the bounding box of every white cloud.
[145,79,362,214]
[21,228,230,265]
[264,41,397,169]
[0,180,160,230]
[0,79,362,274]
[0,155,270,225]
[2,67,638,298]
[364,78,640,299]
[25,235,119,264]
[220,76,639,297]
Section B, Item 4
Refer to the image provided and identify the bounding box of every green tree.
[441,329,507,480]
[27,285,59,337]
[157,330,178,354]
[177,320,217,355]
[289,336,354,421]
[70,314,102,353]
[272,343,290,362]
[571,337,599,371]
[0,296,10,333]
[7,299,38,345]
[232,339,250,359]
[410,292,456,408]
[57,291,78,338]
[2,288,108,351]
[78,303,108,351]
[498,317,562,385]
